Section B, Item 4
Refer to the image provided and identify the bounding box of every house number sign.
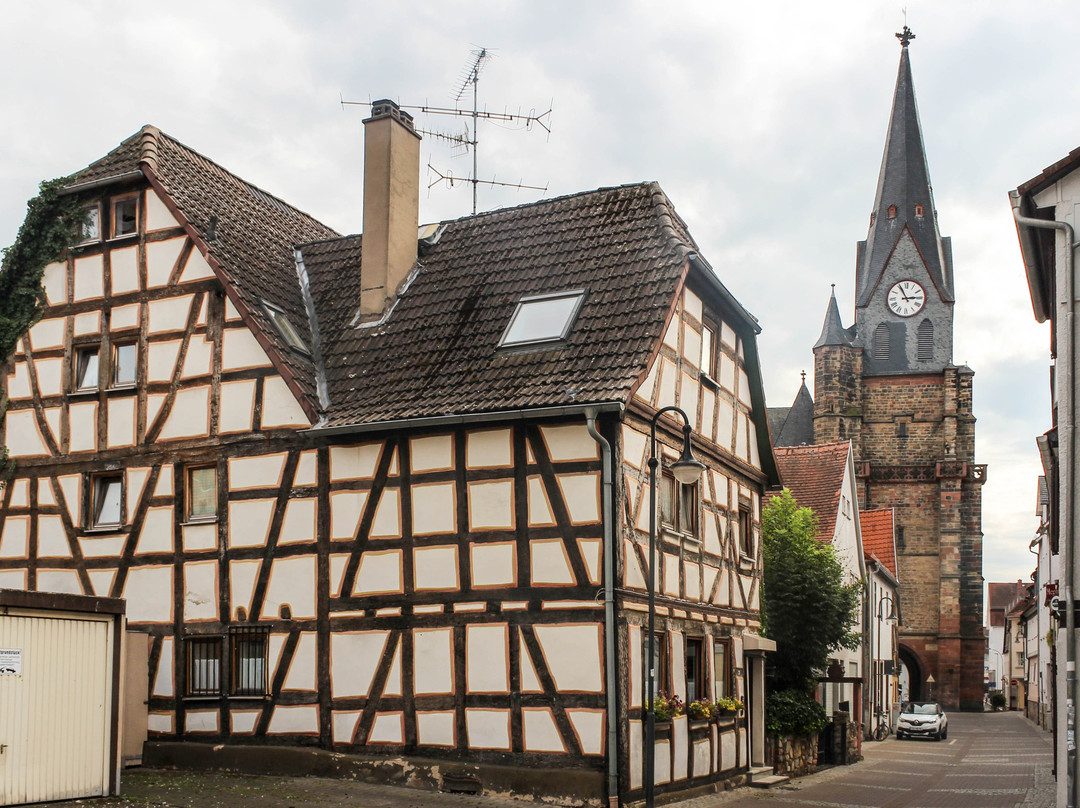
[0,648,22,675]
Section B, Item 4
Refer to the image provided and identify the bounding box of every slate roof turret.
[813,287,857,349]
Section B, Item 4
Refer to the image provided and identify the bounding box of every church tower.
[812,28,985,711]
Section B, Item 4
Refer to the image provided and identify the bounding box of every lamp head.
[671,426,706,484]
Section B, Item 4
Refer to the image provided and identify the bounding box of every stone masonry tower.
[812,28,986,710]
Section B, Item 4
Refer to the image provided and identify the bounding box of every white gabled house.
[0,102,780,804]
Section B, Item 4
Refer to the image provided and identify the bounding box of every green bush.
[989,692,1007,710]
[766,689,829,737]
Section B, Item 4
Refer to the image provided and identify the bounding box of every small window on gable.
[499,290,585,349]
[915,204,924,218]
[74,345,100,391]
[887,205,897,219]
[112,342,137,387]
[79,203,101,243]
[111,194,138,238]
[89,473,123,529]
[261,301,309,354]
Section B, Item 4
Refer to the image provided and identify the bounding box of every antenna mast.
[454,48,488,215]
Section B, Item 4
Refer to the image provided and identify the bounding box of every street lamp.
[644,406,705,808]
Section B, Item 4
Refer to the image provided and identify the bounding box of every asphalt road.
[36,710,1052,808]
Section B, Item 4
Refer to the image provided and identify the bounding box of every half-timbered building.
[0,102,778,804]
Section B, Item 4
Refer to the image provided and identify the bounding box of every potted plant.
[648,692,684,722]
[714,696,744,716]
[687,699,714,721]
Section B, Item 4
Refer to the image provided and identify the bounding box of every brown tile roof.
[860,507,897,579]
[988,581,1028,613]
[772,441,852,543]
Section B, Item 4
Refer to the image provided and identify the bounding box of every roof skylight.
[261,301,309,354]
[499,290,586,349]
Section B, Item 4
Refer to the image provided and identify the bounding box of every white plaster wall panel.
[657,358,677,410]
[720,732,736,770]
[32,357,63,397]
[36,478,55,506]
[662,316,679,350]
[73,254,104,301]
[703,512,722,556]
[720,321,736,350]
[629,721,643,789]
[28,317,64,350]
[0,570,26,589]
[530,539,574,585]
[411,482,456,535]
[682,322,702,367]
[7,361,30,399]
[136,507,174,555]
[282,632,317,691]
[683,288,703,322]
[623,540,647,590]
[229,559,260,619]
[37,569,82,595]
[735,412,748,461]
[222,328,273,369]
[195,296,207,329]
[749,421,761,469]
[466,624,509,693]
[332,711,361,744]
[663,554,680,596]
[673,717,689,781]
[228,499,274,547]
[702,567,718,606]
[685,560,701,602]
[110,245,140,295]
[154,465,173,497]
[182,523,217,552]
[716,399,735,452]
[145,188,180,231]
[261,376,309,428]
[329,443,382,481]
[526,476,555,526]
[186,710,219,734]
[534,624,602,692]
[556,472,600,524]
[123,565,174,623]
[567,709,605,756]
[716,569,730,607]
[731,575,746,609]
[331,631,389,697]
[634,483,653,534]
[267,705,318,735]
[229,453,287,490]
[146,238,186,289]
[410,434,453,472]
[152,637,174,697]
[471,542,515,588]
[468,480,513,531]
[654,740,672,784]
[330,490,368,541]
[40,408,59,449]
[88,569,116,597]
[671,633,686,701]
[148,295,193,335]
[719,354,736,393]
[371,488,401,538]
[107,396,136,448]
[9,479,28,508]
[184,560,219,621]
[5,409,48,457]
[225,297,242,321]
[42,261,66,305]
[680,373,699,427]
[58,475,79,523]
[182,334,213,378]
[111,303,140,331]
[628,625,642,708]
[384,643,402,696]
[70,401,98,452]
[624,472,637,518]
[737,367,751,406]
[368,713,405,744]
[218,380,256,433]
[700,387,718,440]
[635,359,658,405]
[279,498,316,545]
[466,709,511,750]
[179,249,216,282]
[414,545,458,590]
[147,340,181,383]
[539,423,599,461]
[523,708,566,753]
[230,711,260,735]
[416,711,456,747]
[148,713,174,734]
[414,628,454,694]
[294,450,317,486]
[262,555,317,619]
[622,425,648,471]
[329,553,349,597]
[466,428,512,468]
[158,386,210,439]
[519,635,542,692]
[711,470,728,508]
[354,550,403,595]
[748,580,760,612]
[71,311,100,337]
[80,535,125,557]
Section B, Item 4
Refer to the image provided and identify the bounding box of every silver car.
[896,701,948,741]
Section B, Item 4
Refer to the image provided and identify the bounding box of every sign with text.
[0,648,22,675]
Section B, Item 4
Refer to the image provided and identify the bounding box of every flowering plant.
[687,699,714,720]
[714,696,744,714]
[648,692,685,720]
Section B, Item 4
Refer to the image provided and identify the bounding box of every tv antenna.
[342,47,552,215]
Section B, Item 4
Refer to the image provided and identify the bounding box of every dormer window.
[499,290,585,349]
[261,301,309,354]
[111,194,138,238]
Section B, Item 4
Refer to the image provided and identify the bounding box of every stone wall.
[771,733,818,777]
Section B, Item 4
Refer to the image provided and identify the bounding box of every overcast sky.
[1,1,1072,601]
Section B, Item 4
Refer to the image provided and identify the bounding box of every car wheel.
[942,728,948,740]
[935,730,942,741]
[896,732,904,740]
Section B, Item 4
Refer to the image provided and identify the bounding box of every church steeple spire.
[814,284,856,349]
[855,29,954,309]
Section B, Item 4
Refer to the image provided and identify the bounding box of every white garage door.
[0,611,114,805]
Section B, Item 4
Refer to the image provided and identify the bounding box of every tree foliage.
[761,488,862,694]
[0,178,83,364]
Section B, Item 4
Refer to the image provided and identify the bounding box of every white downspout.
[586,408,620,808]
[1011,194,1076,807]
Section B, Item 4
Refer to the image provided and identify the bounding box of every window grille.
[186,637,222,695]
[873,323,890,360]
[917,319,933,361]
[230,626,269,696]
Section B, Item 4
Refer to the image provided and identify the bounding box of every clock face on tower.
[887,280,926,317]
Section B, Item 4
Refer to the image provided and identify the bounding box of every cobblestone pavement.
[37,711,1052,808]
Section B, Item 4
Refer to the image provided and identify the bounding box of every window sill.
[739,554,755,569]
[181,518,219,527]
[108,383,137,393]
[84,526,128,536]
[700,372,720,391]
[107,233,139,243]
[68,388,99,399]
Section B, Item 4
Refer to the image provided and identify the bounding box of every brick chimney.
[360,99,420,320]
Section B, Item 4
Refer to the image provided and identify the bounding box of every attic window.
[887,205,897,219]
[261,301,309,354]
[499,290,585,349]
[79,203,101,243]
[915,204,924,217]
[111,194,138,238]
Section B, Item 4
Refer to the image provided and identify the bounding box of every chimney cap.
[365,98,416,132]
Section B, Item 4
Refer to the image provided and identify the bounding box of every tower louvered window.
[873,323,890,360]
[918,318,933,360]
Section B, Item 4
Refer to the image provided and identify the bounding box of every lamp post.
[644,406,705,808]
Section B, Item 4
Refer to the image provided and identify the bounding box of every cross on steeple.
[896,26,916,48]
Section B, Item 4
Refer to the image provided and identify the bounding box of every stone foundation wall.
[770,733,817,777]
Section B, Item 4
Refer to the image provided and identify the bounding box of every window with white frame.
[112,341,137,387]
[89,473,123,529]
[73,345,100,391]
[499,290,585,349]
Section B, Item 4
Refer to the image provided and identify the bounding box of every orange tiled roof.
[861,507,897,579]
[772,441,851,543]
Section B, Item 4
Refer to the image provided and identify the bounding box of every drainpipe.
[1011,195,1076,807]
[586,408,620,808]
